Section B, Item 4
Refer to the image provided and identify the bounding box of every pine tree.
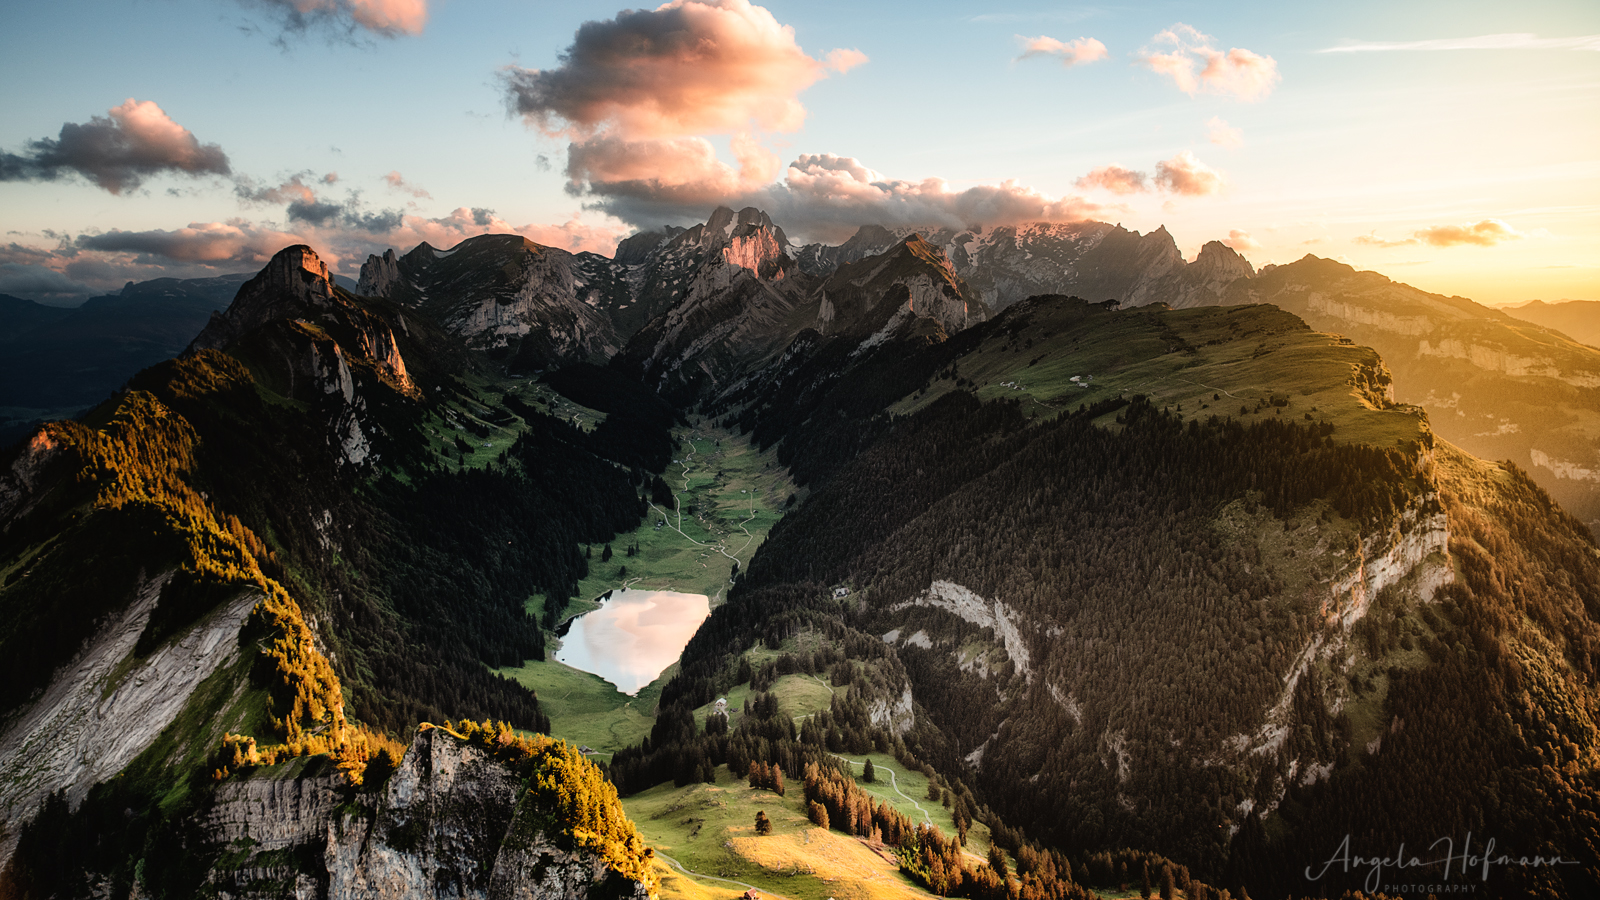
[755,810,772,835]
[601,544,613,562]
[863,758,876,783]
[988,844,1008,878]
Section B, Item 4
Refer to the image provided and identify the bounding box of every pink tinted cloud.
[1352,233,1417,248]
[1016,35,1109,66]
[384,170,432,199]
[250,0,427,37]
[235,171,322,205]
[394,208,625,256]
[0,99,231,194]
[1416,219,1522,247]
[564,134,778,210]
[501,0,863,140]
[39,205,623,298]
[1138,24,1279,101]
[1154,150,1224,196]
[75,220,305,264]
[765,154,1104,242]
[1075,165,1149,195]
[1221,229,1260,251]
[1206,116,1243,147]
[1355,219,1524,249]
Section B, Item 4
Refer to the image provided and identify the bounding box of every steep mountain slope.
[0,274,248,445]
[0,245,666,894]
[620,230,988,404]
[356,233,627,368]
[1508,298,1600,349]
[1209,256,1600,535]
[628,294,1600,899]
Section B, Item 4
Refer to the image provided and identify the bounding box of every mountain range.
[1,207,1597,898]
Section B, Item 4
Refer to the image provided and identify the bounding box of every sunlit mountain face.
[1,1,1596,897]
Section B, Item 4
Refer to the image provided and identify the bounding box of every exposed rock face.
[356,248,403,299]
[190,246,340,352]
[794,221,1254,313]
[0,574,259,868]
[185,245,422,468]
[203,728,653,900]
[355,234,626,369]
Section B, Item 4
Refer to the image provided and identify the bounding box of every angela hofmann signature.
[1305,833,1577,893]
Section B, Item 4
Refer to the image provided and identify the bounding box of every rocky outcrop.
[190,246,341,352]
[357,248,404,299]
[0,574,259,868]
[889,580,1032,681]
[795,221,1254,312]
[203,728,653,900]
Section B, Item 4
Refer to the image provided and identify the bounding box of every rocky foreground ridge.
[203,726,653,900]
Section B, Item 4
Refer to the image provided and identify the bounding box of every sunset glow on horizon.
[1,0,1595,307]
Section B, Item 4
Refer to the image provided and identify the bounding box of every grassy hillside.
[894,300,1427,452]
[624,765,937,900]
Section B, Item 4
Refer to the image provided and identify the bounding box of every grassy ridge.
[894,301,1428,451]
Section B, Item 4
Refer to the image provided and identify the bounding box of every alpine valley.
[2,207,1598,900]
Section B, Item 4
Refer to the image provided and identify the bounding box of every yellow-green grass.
[649,857,746,900]
[566,418,795,604]
[690,673,840,733]
[623,765,936,900]
[496,655,659,755]
[894,302,1428,452]
[420,373,612,474]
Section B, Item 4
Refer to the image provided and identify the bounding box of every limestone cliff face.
[184,245,423,469]
[204,728,654,900]
[0,574,259,869]
[796,222,1255,313]
[356,235,625,369]
[190,246,340,352]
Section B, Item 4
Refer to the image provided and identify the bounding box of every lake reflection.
[555,590,710,695]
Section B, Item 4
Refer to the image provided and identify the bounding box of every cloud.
[1221,229,1259,251]
[1075,165,1148,195]
[4,200,627,303]
[1015,35,1108,66]
[0,99,230,194]
[75,220,307,264]
[1415,219,1523,247]
[241,0,427,38]
[384,170,431,199]
[1138,24,1279,100]
[1153,150,1224,196]
[501,0,862,140]
[235,171,324,205]
[1206,116,1243,147]
[0,263,93,300]
[1354,219,1524,249]
[507,1,1098,241]
[1321,33,1600,53]
[1351,233,1416,248]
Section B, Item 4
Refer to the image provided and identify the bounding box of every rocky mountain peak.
[1192,240,1256,280]
[357,248,402,298]
[188,244,338,351]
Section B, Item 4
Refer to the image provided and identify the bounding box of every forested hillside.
[0,245,673,893]
[628,292,1600,899]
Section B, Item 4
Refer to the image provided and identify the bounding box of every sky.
[1,0,1596,307]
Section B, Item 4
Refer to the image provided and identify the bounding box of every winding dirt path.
[654,850,791,899]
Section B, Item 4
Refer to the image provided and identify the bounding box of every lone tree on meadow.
[862,758,876,783]
[755,810,772,835]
